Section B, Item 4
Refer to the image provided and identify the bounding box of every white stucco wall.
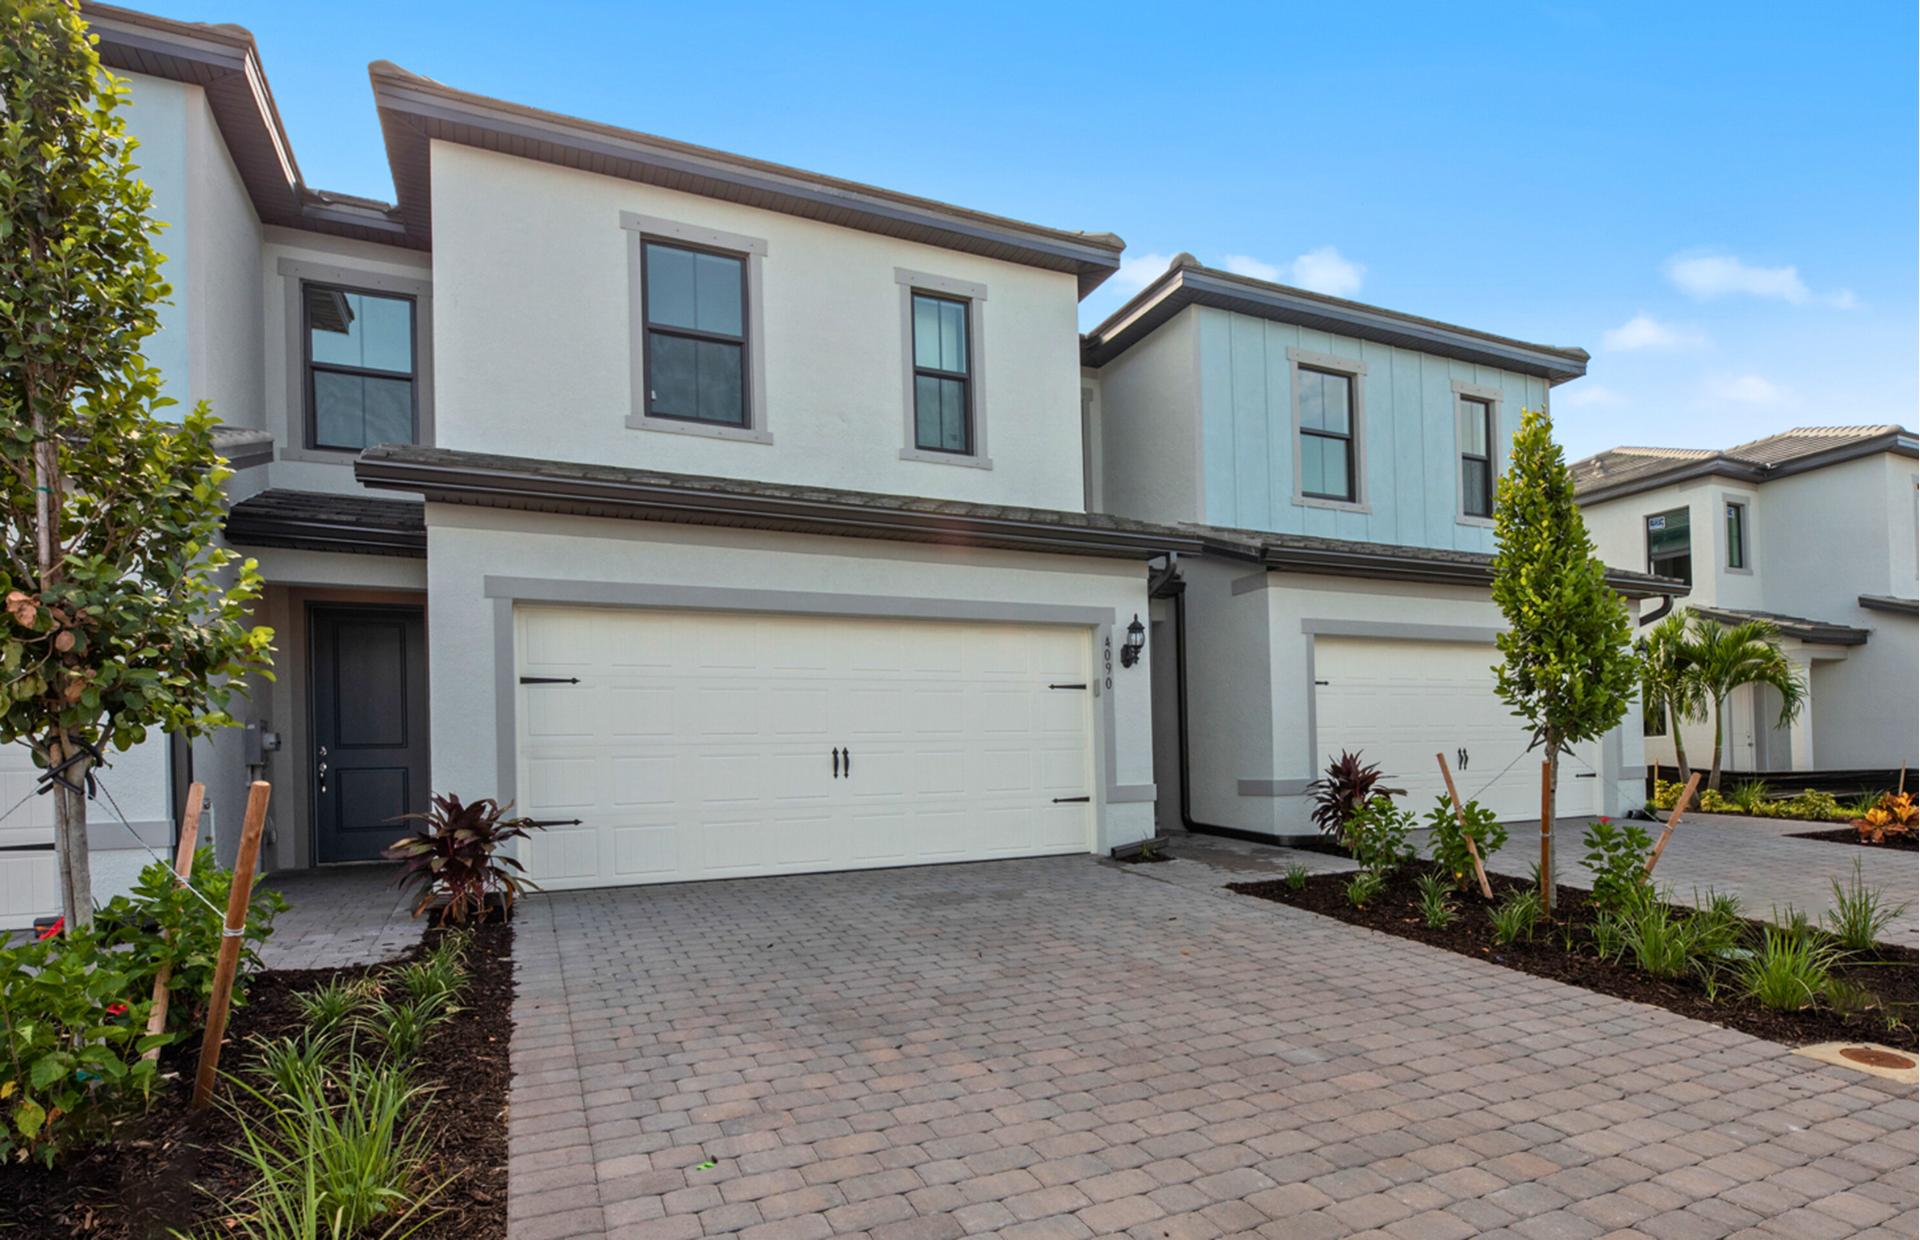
[184,85,263,432]
[423,506,1158,859]
[1091,311,1203,526]
[428,144,1088,512]
[121,73,190,408]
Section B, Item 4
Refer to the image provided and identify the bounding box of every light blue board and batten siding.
[119,73,190,414]
[1194,306,1549,553]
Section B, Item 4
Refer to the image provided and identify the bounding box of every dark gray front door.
[310,605,429,863]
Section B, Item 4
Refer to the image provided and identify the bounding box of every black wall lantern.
[1120,614,1146,668]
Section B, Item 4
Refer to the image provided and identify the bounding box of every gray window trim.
[1286,346,1369,513]
[1645,503,1692,582]
[1451,379,1503,528]
[276,256,434,465]
[895,267,991,469]
[1718,490,1755,576]
[622,211,772,444]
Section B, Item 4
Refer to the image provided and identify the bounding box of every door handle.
[844,748,851,777]
[832,747,841,778]
[316,760,328,794]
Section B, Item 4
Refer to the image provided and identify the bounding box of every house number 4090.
[1103,634,1113,690]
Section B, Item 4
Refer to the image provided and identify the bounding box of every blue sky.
[135,1,1915,461]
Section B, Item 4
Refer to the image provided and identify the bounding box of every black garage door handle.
[520,676,580,685]
[1053,796,1090,803]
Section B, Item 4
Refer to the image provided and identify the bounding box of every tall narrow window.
[1725,501,1747,569]
[911,293,971,453]
[1459,396,1494,518]
[305,284,416,450]
[1298,368,1355,501]
[643,241,747,427]
[1646,507,1692,585]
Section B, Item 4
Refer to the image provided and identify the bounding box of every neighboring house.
[1574,426,1920,776]
[0,1,1197,926]
[1081,255,1678,837]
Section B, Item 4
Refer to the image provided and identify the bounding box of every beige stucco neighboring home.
[1574,426,1919,777]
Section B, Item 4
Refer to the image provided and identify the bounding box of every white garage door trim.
[512,604,1101,888]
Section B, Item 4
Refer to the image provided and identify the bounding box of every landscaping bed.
[1787,827,1920,852]
[0,920,513,1240]
[1230,860,1917,1053]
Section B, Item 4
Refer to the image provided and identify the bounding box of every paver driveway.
[506,856,1918,1240]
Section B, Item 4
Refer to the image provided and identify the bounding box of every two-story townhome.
[1081,255,1680,840]
[0,4,1192,925]
[1574,426,1919,777]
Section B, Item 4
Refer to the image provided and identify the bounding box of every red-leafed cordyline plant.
[1306,750,1383,846]
[383,795,546,924]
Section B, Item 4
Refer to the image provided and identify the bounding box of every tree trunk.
[1708,696,1725,792]
[50,733,92,929]
[1539,745,1559,917]
[1669,703,1692,784]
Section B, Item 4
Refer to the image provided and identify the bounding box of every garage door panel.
[516,606,1093,888]
[1315,637,1536,821]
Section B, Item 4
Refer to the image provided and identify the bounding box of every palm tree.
[1684,613,1807,792]
[1639,611,1704,784]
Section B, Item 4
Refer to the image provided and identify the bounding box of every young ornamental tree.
[1490,407,1639,916]
[0,1,273,928]
[1639,609,1703,784]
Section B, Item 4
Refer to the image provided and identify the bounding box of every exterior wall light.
[1120,614,1146,668]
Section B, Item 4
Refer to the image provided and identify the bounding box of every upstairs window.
[1725,501,1748,569]
[911,293,972,454]
[1297,368,1356,502]
[1459,396,1495,518]
[305,284,416,451]
[642,241,748,427]
[1647,507,1692,584]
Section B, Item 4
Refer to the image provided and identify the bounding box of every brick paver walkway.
[506,856,1917,1240]
[257,863,420,970]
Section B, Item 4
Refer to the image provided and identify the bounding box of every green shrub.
[1345,797,1416,874]
[1621,901,1714,979]
[1738,927,1836,1010]
[1422,795,1508,889]
[291,976,379,1039]
[1280,862,1310,891]
[1589,911,1628,962]
[224,1056,446,1238]
[1415,873,1456,929]
[359,991,456,1064]
[249,1028,343,1099]
[1825,860,1911,953]
[1728,779,1772,815]
[1781,789,1843,822]
[1581,818,1654,916]
[1490,889,1538,944]
[1344,869,1384,909]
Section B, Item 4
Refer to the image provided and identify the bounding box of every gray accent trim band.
[483,576,1118,627]
[494,598,516,808]
[1237,779,1312,797]
[620,211,769,256]
[1231,572,1270,596]
[1300,619,1505,643]
[1105,784,1156,804]
[87,819,173,850]
[1859,594,1919,617]
[895,267,988,300]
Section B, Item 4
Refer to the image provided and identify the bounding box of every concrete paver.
[504,852,1917,1239]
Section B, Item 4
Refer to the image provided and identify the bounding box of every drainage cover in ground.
[1794,1041,1920,1084]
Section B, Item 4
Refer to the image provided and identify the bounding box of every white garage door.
[0,742,59,925]
[1315,637,1541,822]
[515,606,1095,888]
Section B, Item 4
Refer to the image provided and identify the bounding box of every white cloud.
[1700,374,1797,407]
[1665,254,1855,307]
[1222,254,1282,282]
[1223,246,1367,298]
[1557,384,1626,408]
[1601,313,1708,352]
[1111,252,1175,294]
[1286,246,1366,298]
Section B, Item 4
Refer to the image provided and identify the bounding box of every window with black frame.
[1459,396,1494,517]
[305,284,416,451]
[1646,506,1692,584]
[1298,367,1355,501]
[911,293,971,453]
[1725,501,1747,569]
[643,241,748,427]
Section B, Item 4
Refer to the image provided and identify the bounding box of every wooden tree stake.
[191,781,269,1112]
[1539,761,1554,919]
[1435,753,1493,899]
[142,783,204,1061]
[1645,771,1701,877]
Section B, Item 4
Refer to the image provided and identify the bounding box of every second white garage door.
[515,606,1095,888]
[1315,637,1541,822]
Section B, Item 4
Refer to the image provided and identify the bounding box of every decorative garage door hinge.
[519,676,580,684]
[1052,796,1090,803]
[1048,683,1088,690]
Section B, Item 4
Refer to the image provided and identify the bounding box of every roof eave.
[1577,430,1919,503]
[1082,264,1589,382]
[1189,532,1682,599]
[368,64,1123,294]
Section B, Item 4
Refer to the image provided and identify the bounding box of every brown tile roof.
[1574,425,1916,502]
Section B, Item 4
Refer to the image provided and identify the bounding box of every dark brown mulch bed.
[1231,859,1918,1053]
[0,919,513,1240]
[1786,827,1919,852]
